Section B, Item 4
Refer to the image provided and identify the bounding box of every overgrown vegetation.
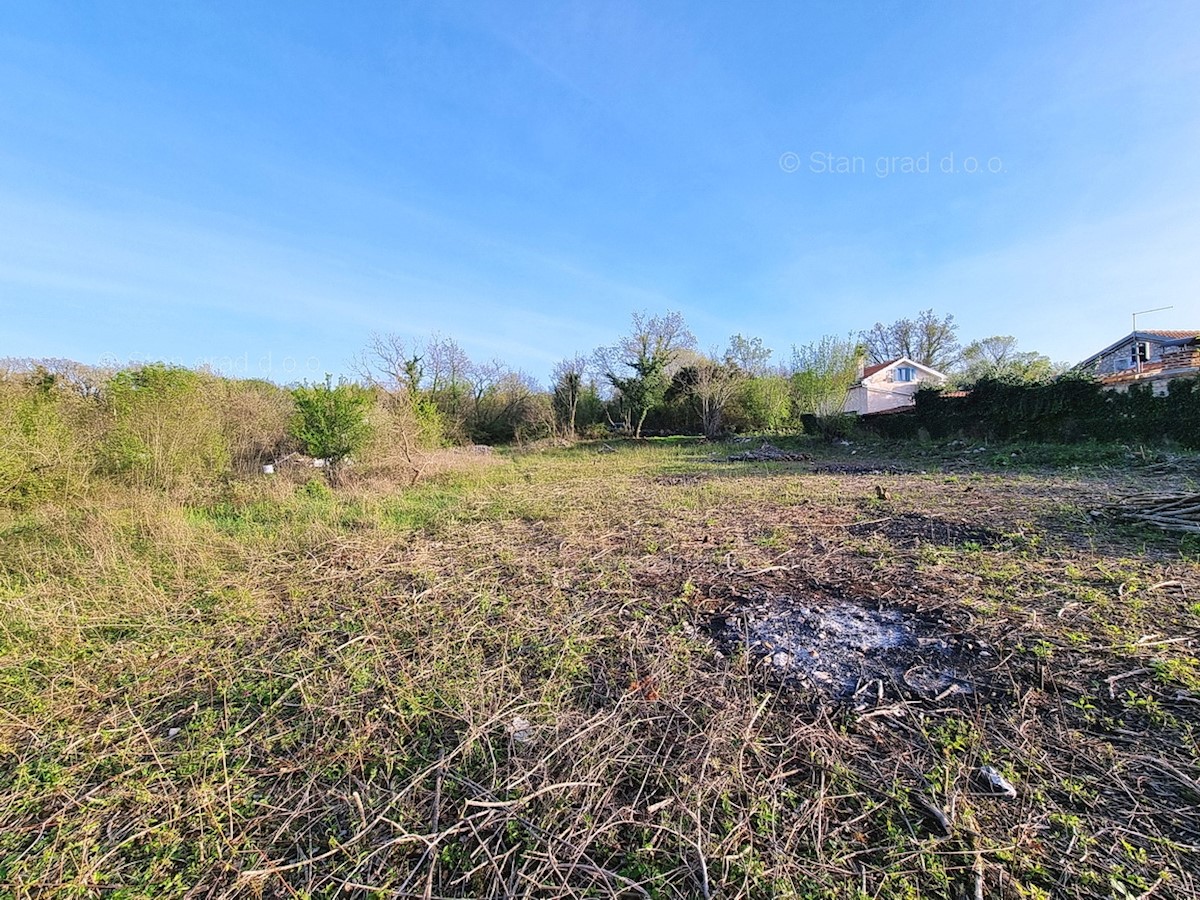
[789,335,862,439]
[2,399,1198,897]
[0,359,447,508]
[3,318,1200,897]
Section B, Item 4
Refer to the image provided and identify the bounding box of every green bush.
[289,376,373,468]
[0,378,93,507]
[102,364,229,492]
[410,393,447,447]
[728,375,792,432]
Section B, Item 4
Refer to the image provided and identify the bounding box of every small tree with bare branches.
[595,311,695,438]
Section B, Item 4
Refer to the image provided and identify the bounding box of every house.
[1075,330,1200,395]
[844,357,947,415]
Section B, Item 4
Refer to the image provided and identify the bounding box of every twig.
[233,674,311,739]
[1105,669,1150,700]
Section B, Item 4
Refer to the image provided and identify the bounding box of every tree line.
[353,307,1063,443]
[1,307,1067,503]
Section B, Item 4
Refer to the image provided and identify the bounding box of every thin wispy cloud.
[1,2,1197,381]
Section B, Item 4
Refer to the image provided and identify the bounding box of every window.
[895,366,916,382]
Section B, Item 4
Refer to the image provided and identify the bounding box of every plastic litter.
[979,765,1017,798]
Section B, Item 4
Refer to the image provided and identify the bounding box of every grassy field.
[1,437,1198,899]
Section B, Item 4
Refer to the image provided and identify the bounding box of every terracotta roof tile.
[861,359,899,379]
[1142,330,1200,339]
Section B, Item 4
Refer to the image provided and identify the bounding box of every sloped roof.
[858,357,946,384]
[858,404,913,417]
[1098,348,1200,385]
[1141,330,1200,340]
[1078,330,1200,369]
[862,359,899,379]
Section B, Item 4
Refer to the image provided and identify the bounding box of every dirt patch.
[653,473,708,486]
[710,591,989,703]
[810,462,910,475]
[848,512,1004,548]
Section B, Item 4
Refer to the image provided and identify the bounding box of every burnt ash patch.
[848,512,1004,548]
[710,592,991,703]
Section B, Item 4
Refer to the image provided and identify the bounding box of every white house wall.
[844,367,944,415]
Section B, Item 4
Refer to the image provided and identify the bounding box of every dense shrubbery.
[220,378,295,473]
[728,374,792,433]
[103,364,229,491]
[866,375,1200,448]
[0,360,452,508]
[0,373,94,507]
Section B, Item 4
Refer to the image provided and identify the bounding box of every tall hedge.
[864,376,1200,448]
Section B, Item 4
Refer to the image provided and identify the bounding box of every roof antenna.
[1131,306,1173,374]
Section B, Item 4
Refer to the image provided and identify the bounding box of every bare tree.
[408,334,470,441]
[424,334,472,395]
[724,334,773,376]
[859,309,960,371]
[620,311,695,371]
[673,352,741,440]
[357,332,476,441]
[356,333,425,395]
[365,389,431,486]
[551,354,590,438]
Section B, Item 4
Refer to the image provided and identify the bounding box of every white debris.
[507,716,533,743]
[979,765,1017,798]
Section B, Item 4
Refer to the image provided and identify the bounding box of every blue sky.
[2,1,1198,384]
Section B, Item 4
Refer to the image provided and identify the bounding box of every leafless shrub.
[218,378,295,473]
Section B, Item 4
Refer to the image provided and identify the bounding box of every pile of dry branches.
[1107,491,1200,534]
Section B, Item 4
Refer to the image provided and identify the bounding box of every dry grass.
[1,437,1198,898]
